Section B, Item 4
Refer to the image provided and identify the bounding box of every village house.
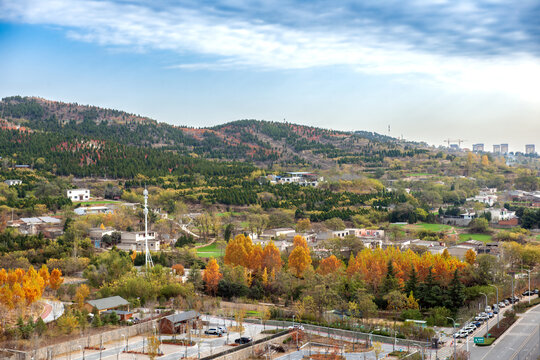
[116,231,160,252]
[10,216,63,237]
[67,189,91,201]
[85,296,131,320]
[4,179,22,186]
[158,311,200,334]
[74,206,112,216]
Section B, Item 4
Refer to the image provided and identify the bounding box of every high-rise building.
[500,144,509,154]
[493,144,501,154]
[526,144,535,154]
[472,144,484,152]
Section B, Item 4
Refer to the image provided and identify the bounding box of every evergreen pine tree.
[417,267,443,309]
[445,269,466,312]
[404,267,418,296]
[381,260,400,295]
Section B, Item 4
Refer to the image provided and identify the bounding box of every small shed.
[158,310,200,334]
[85,296,130,314]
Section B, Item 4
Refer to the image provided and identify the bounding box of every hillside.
[0,96,428,174]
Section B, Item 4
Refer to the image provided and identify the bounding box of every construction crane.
[445,139,466,148]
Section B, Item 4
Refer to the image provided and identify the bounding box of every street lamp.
[525,269,532,305]
[480,292,489,338]
[446,317,457,360]
[488,285,499,328]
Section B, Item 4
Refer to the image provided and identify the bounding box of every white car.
[288,325,305,331]
[498,302,506,308]
[484,306,492,313]
[217,326,227,333]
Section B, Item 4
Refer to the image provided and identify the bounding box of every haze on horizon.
[1,0,539,152]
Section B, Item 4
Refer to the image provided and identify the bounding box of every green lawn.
[458,233,493,243]
[77,200,119,205]
[536,234,540,240]
[196,243,223,258]
[418,223,453,232]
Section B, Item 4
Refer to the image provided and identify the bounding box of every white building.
[488,208,517,222]
[67,189,90,201]
[277,172,323,187]
[74,206,112,216]
[467,194,497,207]
[4,179,22,186]
[117,231,160,252]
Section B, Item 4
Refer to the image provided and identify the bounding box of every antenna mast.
[143,187,153,269]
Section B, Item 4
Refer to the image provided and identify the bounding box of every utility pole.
[489,285,500,328]
[446,317,457,360]
[480,292,489,337]
[525,269,532,304]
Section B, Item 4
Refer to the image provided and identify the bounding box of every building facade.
[67,189,90,201]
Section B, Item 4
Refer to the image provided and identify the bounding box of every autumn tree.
[317,255,344,275]
[172,264,185,276]
[202,258,222,295]
[288,246,312,277]
[465,249,476,265]
[296,218,311,233]
[262,241,282,273]
[75,284,90,309]
[49,268,64,290]
[224,234,253,268]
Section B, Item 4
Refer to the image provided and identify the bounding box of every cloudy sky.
[1,0,539,151]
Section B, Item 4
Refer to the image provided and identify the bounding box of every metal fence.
[244,319,430,349]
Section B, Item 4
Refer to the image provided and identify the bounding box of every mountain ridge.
[0,96,428,174]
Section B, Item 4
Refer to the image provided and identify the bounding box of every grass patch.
[196,243,223,258]
[261,329,282,334]
[418,223,453,232]
[246,310,261,317]
[458,233,493,243]
[77,200,118,205]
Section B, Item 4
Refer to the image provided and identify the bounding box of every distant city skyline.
[1,0,539,153]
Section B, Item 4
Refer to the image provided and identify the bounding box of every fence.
[11,319,159,360]
[200,330,290,360]
[244,319,431,349]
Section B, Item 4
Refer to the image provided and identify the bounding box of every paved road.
[468,303,540,360]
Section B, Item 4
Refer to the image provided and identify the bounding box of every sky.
[1,0,540,152]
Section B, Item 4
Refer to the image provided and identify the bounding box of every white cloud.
[1,0,540,103]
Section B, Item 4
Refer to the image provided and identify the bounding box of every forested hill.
[0,96,428,172]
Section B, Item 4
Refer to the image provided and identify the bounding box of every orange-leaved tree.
[465,249,476,265]
[288,236,312,277]
[262,241,282,273]
[317,255,344,275]
[224,234,253,268]
[202,258,222,295]
[49,268,64,290]
[172,264,185,276]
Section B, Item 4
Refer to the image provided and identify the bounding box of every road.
[467,303,540,360]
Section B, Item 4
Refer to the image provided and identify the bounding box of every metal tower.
[143,187,154,269]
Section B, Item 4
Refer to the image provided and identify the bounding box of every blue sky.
[1,0,540,151]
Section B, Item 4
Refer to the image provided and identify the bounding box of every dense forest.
[0,96,427,168]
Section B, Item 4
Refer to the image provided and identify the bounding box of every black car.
[235,337,253,344]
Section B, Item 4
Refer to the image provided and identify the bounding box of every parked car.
[534,289,539,295]
[472,321,482,328]
[484,306,492,313]
[499,302,506,308]
[492,308,499,314]
[288,325,305,331]
[522,290,534,296]
[205,328,222,335]
[235,337,253,344]
[217,326,228,333]
[504,299,510,306]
